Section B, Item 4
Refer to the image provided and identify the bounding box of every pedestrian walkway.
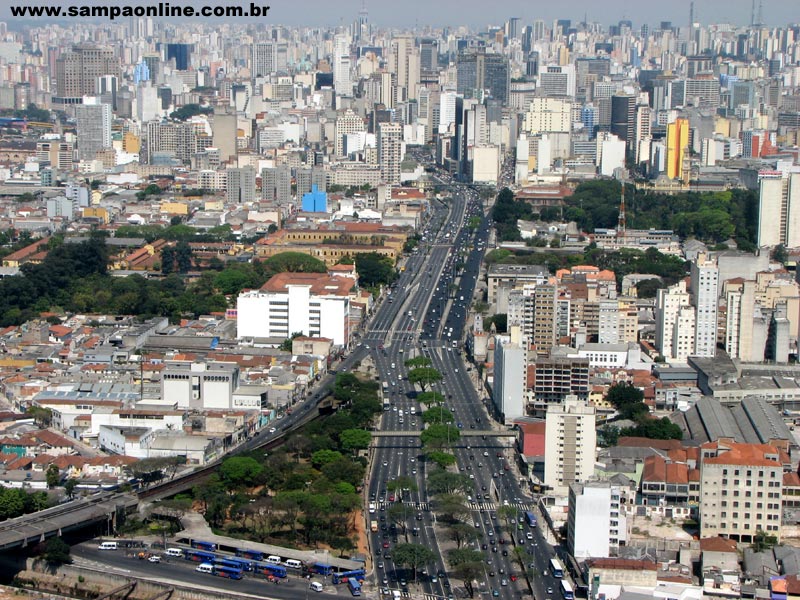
[469,501,533,512]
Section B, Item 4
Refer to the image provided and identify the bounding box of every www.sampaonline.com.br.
[10,2,270,20]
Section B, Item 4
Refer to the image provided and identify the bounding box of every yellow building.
[160,201,189,216]
[122,132,140,153]
[666,118,689,181]
[82,206,109,224]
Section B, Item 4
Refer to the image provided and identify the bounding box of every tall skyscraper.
[666,117,690,180]
[55,45,118,102]
[690,253,719,358]
[261,165,292,204]
[758,171,800,248]
[333,35,353,97]
[334,110,365,157]
[166,43,192,70]
[377,122,403,185]
[75,101,112,161]
[492,327,527,422]
[610,94,636,154]
[389,36,420,102]
[655,280,692,362]
[252,42,277,78]
[456,48,509,104]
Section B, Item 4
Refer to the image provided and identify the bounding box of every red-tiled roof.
[700,537,738,553]
[588,558,657,571]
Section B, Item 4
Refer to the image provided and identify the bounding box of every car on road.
[492,590,500,597]
[147,555,161,563]
[547,588,554,594]
[268,427,277,433]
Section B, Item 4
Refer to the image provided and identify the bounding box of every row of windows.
[722,469,777,478]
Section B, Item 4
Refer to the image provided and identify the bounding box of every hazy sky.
[260,0,797,28]
[3,0,799,29]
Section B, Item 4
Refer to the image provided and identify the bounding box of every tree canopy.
[354,252,397,288]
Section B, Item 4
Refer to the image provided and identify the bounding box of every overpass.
[372,430,516,437]
[0,492,138,551]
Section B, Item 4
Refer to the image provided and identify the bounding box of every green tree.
[407,367,443,391]
[170,103,213,121]
[621,417,683,440]
[311,449,344,469]
[772,244,788,264]
[422,406,454,425]
[420,424,460,449]
[46,464,60,489]
[219,456,264,489]
[339,429,372,454]
[263,252,327,275]
[161,245,175,274]
[175,240,193,273]
[432,493,470,523]
[64,478,78,500]
[752,530,778,552]
[354,252,397,287]
[452,561,485,598]
[448,522,480,548]
[447,547,484,566]
[279,331,304,352]
[391,543,436,581]
[404,356,432,369]
[606,382,648,420]
[427,471,471,496]
[42,537,72,564]
[426,451,457,468]
[387,502,414,542]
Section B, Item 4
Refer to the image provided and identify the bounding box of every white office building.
[567,480,628,559]
[236,272,354,346]
[492,326,527,421]
[655,280,692,362]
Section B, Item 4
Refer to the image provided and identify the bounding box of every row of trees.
[605,383,683,441]
[171,372,382,551]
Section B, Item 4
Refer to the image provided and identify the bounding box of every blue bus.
[524,511,537,527]
[237,548,264,561]
[190,539,217,552]
[310,563,334,576]
[255,563,287,579]
[214,565,244,580]
[333,569,365,584]
[550,558,565,579]
[216,557,253,572]
[560,580,574,600]
[347,579,362,596]
[185,549,217,563]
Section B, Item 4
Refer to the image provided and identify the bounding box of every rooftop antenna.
[750,0,756,26]
[616,185,626,239]
[689,1,694,26]
[756,0,763,26]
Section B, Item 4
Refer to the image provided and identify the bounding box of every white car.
[268,427,277,433]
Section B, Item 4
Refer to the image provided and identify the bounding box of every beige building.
[544,396,596,496]
[699,441,785,543]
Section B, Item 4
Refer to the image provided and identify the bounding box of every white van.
[285,559,302,569]
[98,541,118,550]
[196,563,214,574]
[266,555,282,565]
[369,502,376,514]
[165,548,183,557]
[310,582,324,592]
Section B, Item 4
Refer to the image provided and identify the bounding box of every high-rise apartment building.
[226,166,256,204]
[523,97,573,135]
[456,48,509,105]
[544,396,596,496]
[699,441,784,543]
[388,36,420,102]
[261,165,292,204]
[757,171,800,248]
[74,101,112,161]
[334,110,365,157]
[655,280,692,362]
[666,117,690,180]
[377,122,403,185]
[531,283,558,356]
[691,253,719,358]
[333,34,353,97]
[55,45,118,102]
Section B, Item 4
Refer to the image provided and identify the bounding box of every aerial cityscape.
[0,3,798,600]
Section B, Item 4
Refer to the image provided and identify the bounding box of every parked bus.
[185,549,217,563]
[550,558,565,578]
[190,539,216,552]
[560,580,574,600]
[333,569,365,585]
[255,563,287,579]
[524,511,537,527]
[214,565,244,580]
[236,548,264,561]
[215,557,253,572]
[309,563,334,576]
[347,579,362,596]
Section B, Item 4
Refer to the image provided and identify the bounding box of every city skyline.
[2,0,800,29]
